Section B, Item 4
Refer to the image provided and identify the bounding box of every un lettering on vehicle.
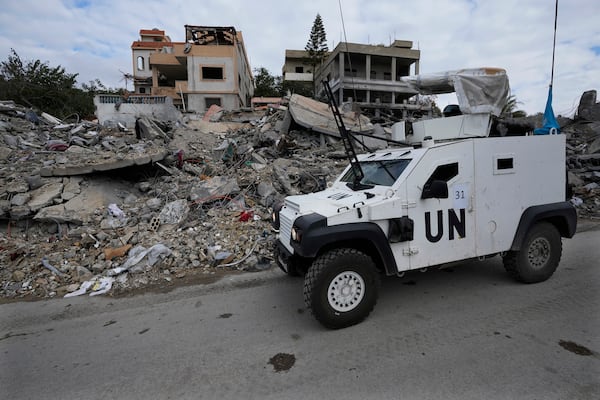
[424,208,466,243]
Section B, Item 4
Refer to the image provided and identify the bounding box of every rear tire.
[303,248,380,329]
[503,222,562,283]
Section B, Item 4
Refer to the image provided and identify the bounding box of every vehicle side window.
[423,162,458,189]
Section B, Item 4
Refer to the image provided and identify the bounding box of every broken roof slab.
[287,94,373,137]
[39,146,169,177]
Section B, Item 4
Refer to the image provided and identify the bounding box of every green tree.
[502,94,527,118]
[0,49,103,119]
[282,80,313,98]
[305,13,329,96]
[253,67,282,97]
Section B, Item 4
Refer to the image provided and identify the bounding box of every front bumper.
[275,240,293,274]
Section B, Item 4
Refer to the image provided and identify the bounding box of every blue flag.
[534,85,560,135]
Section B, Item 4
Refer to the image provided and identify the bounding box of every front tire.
[303,248,380,329]
[503,222,562,283]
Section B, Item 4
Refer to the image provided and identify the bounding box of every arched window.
[137,56,145,71]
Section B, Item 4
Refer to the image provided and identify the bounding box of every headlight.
[271,201,283,231]
[291,226,302,242]
[271,210,280,231]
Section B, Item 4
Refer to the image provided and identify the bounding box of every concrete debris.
[1,90,599,300]
[563,91,600,218]
[158,199,189,224]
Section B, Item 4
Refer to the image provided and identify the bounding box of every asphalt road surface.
[2,229,599,400]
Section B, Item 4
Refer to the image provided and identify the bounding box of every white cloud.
[0,0,598,116]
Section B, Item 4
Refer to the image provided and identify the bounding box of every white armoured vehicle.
[273,68,576,329]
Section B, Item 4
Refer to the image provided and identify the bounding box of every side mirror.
[422,180,448,199]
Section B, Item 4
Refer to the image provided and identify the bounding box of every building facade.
[311,40,422,114]
[282,50,314,83]
[131,26,254,112]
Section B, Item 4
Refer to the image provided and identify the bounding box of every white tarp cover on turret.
[399,67,510,116]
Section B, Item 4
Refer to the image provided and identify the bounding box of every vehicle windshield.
[340,159,411,187]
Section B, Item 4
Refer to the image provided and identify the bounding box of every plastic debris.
[89,277,115,296]
[570,196,584,207]
[107,244,172,276]
[64,280,94,298]
[108,203,125,219]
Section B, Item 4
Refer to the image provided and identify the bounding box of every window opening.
[423,163,459,189]
[202,66,224,80]
[497,158,514,170]
[205,98,222,108]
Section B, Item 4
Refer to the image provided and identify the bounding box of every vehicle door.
[401,142,476,270]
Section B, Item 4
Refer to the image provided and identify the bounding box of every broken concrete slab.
[158,199,189,224]
[34,179,133,224]
[27,182,64,211]
[577,90,597,120]
[135,117,170,141]
[10,193,31,207]
[189,176,241,204]
[39,146,169,177]
[361,124,390,150]
[61,178,82,201]
[287,94,373,138]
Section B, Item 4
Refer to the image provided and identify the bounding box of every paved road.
[2,229,599,400]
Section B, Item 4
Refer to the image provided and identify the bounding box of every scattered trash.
[107,244,172,276]
[64,280,94,298]
[238,211,253,222]
[89,277,115,296]
[571,196,584,207]
[108,203,126,219]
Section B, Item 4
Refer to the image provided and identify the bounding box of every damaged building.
[281,49,327,95]
[130,26,254,113]
[311,41,426,117]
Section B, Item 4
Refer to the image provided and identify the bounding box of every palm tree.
[502,94,527,118]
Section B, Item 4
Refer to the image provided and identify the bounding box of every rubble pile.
[1,89,599,301]
[564,90,600,218]
[0,100,349,299]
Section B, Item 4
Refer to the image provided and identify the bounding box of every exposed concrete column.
[366,54,371,81]
[414,60,420,75]
[391,57,397,81]
[152,67,159,90]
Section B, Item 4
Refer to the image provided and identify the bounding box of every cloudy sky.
[0,0,598,116]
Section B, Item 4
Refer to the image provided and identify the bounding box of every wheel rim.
[527,237,551,269]
[327,271,365,312]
